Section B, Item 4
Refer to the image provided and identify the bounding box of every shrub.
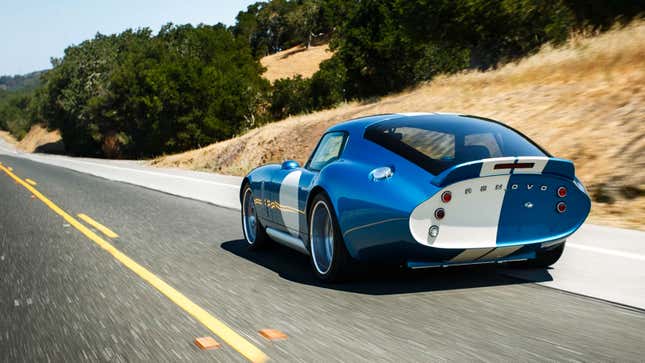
[270,75,312,119]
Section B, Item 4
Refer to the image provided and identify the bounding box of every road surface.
[1,146,644,361]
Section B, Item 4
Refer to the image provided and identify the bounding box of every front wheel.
[241,185,270,249]
[309,193,353,282]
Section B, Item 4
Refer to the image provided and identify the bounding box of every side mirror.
[281,160,300,170]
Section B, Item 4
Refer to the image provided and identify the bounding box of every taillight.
[556,202,567,213]
[434,208,445,220]
[441,191,452,203]
[557,186,567,198]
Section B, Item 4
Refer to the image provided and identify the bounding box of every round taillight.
[557,186,567,198]
[441,191,452,203]
[434,208,445,220]
[556,202,567,213]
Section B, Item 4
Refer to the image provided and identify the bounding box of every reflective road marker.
[0,164,269,363]
[195,336,221,350]
[259,329,288,341]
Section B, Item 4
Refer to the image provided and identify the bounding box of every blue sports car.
[240,113,591,282]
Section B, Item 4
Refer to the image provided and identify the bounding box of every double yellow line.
[0,164,268,363]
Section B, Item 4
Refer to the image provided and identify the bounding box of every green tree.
[287,0,322,48]
[39,24,270,157]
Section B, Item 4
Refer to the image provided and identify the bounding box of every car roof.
[327,112,473,134]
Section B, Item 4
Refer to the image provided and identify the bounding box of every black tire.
[514,243,565,268]
[308,193,353,282]
[241,184,270,250]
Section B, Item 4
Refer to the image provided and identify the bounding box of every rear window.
[364,116,548,175]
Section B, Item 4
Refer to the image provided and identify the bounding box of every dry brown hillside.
[261,43,333,82]
[0,130,17,145]
[2,125,63,153]
[152,22,645,229]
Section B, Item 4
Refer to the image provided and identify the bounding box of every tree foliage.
[0,88,37,139]
[1,0,640,157]
[327,0,577,98]
[38,24,269,157]
[233,0,333,57]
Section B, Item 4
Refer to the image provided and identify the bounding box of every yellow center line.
[25,178,37,186]
[77,213,119,239]
[0,165,268,363]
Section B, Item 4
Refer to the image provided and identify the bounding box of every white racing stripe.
[279,170,302,236]
[409,175,510,248]
[479,157,515,176]
[478,156,550,177]
[515,156,549,174]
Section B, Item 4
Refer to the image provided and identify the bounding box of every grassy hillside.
[152,21,645,230]
[260,43,333,82]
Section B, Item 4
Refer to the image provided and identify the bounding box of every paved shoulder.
[0,138,242,209]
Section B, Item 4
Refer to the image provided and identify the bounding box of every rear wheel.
[309,193,352,282]
[241,185,270,249]
[515,243,565,268]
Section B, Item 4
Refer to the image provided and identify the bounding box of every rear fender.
[316,160,434,258]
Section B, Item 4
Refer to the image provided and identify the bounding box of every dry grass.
[153,21,645,230]
[0,130,17,145]
[14,125,62,152]
[260,43,333,82]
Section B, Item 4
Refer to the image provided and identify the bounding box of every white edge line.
[567,243,645,261]
[8,152,240,189]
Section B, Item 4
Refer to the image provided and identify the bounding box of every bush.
[270,76,312,119]
[412,44,470,83]
[310,56,347,109]
[0,89,37,139]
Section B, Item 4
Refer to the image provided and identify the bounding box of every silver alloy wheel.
[310,200,334,275]
[242,188,257,244]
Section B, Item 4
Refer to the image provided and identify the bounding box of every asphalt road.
[1,154,645,362]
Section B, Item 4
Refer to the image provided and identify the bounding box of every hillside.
[0,125,62,153]
[0,70,44,91]
[260,43,333,82]
[152,21,645,230]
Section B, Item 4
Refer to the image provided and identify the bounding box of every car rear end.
[362,113,591,267]
[409,156,591,250]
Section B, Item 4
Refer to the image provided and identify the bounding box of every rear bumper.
[407,239,565,269]
[344,215,568,264]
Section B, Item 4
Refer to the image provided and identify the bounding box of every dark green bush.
[270,76,312,120]
[310,56,347,109]
[0,89,37,139]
